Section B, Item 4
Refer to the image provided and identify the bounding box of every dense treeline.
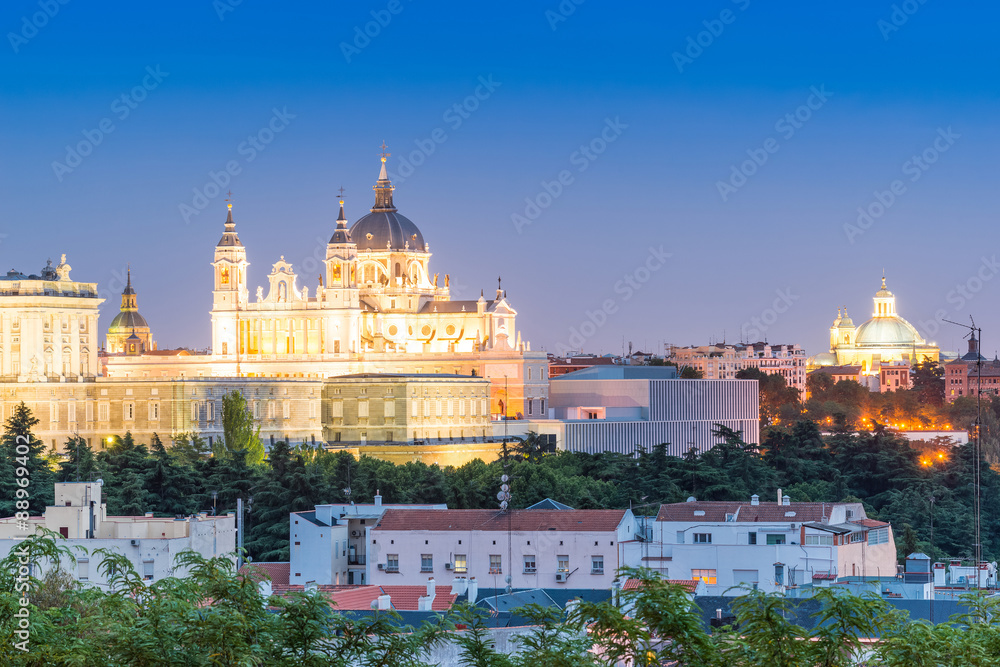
[2,538,1000,666]
[1,393,997,563]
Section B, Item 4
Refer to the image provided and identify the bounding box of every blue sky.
[0,1,997,357]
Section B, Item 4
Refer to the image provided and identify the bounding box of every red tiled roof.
[239,562,290,585]
[852,518,889,528]
[374,509,627,533]
[622,578,697,593]
[329,585,457,611]
[656,501,855,523]
[267,584,456,611]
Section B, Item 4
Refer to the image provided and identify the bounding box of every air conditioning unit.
[351,530,360,537]
[130,540,139,546]
[555,572,567,583]
[377,563,384,570]
[445,562,453,570]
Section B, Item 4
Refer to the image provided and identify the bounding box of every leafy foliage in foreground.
[2,546,1000,666]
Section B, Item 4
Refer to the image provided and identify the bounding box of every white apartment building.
[289,494,448,586]
[626,494,896,595]
[368,508,637,590]
[670,343,807,394]
[0,481,235,588]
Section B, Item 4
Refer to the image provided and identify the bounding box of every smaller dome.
[808,352,838,367]
[109,310,149,332]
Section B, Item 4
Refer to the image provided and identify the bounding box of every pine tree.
[145,433,197,516]
[0,402,54,515]
[56,435,97,482]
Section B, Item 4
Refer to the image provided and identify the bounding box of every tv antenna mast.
[943,316,982,578]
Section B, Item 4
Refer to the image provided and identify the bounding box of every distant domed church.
[105,269,155,355]
[808,276,939,371]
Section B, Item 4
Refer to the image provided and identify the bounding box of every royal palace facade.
[1,156,547,455]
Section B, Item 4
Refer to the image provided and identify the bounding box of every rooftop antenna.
[943,315,982,582]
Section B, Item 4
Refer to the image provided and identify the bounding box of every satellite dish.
[501,474,509,483]
[500,484,509,492]
[500,500,508,510]
[497,491,506,502]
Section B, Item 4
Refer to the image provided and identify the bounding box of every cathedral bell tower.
[211,200,249,357]
[324,194,358,298]
[212,201,249,309]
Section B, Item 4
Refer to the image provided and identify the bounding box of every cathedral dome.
[350,210,425,252]
[348,154,426,252]
[854,316,922,346]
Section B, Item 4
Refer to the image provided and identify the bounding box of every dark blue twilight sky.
[0,1,997,357]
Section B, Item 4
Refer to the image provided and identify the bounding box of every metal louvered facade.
[557,379,759,456]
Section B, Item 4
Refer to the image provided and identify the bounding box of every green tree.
[220,389,266,465]
[0,402,54,516]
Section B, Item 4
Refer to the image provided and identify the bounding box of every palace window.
[98,403,109,422]
[123,402,134,421]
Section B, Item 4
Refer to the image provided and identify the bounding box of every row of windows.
[677,531,784,545]
[48,401,159,423]
[384,553,605,575]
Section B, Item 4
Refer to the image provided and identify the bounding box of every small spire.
[378,141,390,181]
[226,190,234,222]
[127,264,131,289]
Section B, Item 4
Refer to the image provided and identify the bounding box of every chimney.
[258,580,273,598]
[782,495,791,506]
[374,490,382,509]
[467,577,478,604]
[426,577,436,598]
[750,494,759,506]
[777,488,782,505]
[451,576,468,596]
[377,594,391,610]
[305,581,317,593]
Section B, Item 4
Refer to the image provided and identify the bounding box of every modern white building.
[289,494,448,586]
[0,481,235,588]
[547,366,760,454]
[368,508,637,590]
[629,494,896,595]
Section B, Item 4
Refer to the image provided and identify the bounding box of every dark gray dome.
[349,211,425,252]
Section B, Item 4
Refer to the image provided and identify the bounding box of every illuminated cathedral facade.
[104,156,548,421]
[808,276,939,372]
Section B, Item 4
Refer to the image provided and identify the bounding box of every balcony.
[348,555,366,566]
